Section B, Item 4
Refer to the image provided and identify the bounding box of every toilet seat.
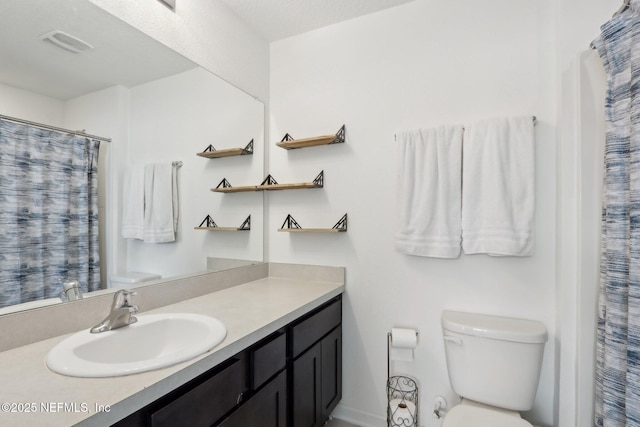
[442,403,533,427]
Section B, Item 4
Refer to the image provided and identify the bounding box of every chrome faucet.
[90,289,139,333]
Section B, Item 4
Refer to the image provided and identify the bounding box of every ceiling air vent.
[39,30,93,54]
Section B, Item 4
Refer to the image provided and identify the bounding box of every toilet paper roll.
[389,398,417,426]
[390,328,418,362]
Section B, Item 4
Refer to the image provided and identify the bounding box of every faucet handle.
[112,289,137,309]
[118,289,137,297]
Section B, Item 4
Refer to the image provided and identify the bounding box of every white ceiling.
[218,0,416,41]
[0,0,415,101]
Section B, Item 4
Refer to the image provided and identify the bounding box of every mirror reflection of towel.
[143,163,176,243]
[122,162,178,243]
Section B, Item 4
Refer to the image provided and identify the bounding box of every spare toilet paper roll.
[389,398,417,426]
[390,328,418,362]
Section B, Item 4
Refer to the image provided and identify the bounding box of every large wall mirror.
[0,0,264,314]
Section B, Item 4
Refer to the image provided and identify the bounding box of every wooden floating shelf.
[196,226,248,231]
[258,182,321,191]
[278,228,344,233]
[278,213,347,233]
[276,125,345,150]
[212,185,258,193]
[194,215,251,231]
[197,139,253,158]
[211,171,324,193]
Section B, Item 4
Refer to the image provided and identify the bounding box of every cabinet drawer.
[251,332,287,390]
[291,297,341,358]
[150,358,244,427]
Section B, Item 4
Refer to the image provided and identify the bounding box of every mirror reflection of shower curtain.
[0,119,101,308]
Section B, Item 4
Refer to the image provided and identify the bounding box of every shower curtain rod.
[0,113,112,143]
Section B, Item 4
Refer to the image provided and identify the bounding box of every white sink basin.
[46,313,227,377]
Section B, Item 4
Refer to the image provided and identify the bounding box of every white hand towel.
[394,126,463,258]
[143,163,176,243]
[462,117,535,256]
[121,166,144,240]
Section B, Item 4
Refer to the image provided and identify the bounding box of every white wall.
[269,1,556,425]
[0,83,64,125]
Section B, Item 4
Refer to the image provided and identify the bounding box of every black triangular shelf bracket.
[238,215,251,230]
[216,178,232,189]
[281,214,302,229]
[313,171,324,187]
[260,174,279,186]
[198,215,218,228]
[241,139,254,155]
[332,213,348,231]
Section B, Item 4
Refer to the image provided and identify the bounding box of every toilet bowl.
[441,310,547,427]
[110,272,160,287]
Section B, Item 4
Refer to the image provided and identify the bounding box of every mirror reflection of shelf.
[278,213,347,233]
[211,171,324,193]
[196,139,253,158]
[194,215,251,231]
[258,170,324,191]
[276,125,345,150]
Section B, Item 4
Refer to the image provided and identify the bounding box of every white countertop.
[0,276,344,427]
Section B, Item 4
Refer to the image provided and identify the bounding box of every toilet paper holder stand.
[387,331,419,427]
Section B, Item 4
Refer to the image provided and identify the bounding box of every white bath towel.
[461,117,535,256]
[121,166,144,240]
[394,126,463,258]
[142,163,177,243]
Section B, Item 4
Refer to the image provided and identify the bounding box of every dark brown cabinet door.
[292,342,322,427]
[291,325,342,427]
[218,371,287,427]
[321,326,342,421]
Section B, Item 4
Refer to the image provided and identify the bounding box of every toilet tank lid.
[111,272,161,284]
[443,404,533,427]
[442,310,548,344]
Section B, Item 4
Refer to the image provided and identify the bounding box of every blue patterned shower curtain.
[0,119,101,308]
[595,3,640,425]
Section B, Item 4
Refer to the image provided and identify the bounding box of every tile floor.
[325,417,361,427]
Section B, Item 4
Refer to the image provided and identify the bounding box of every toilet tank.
[441,310,547,411]
[110,272,161,287]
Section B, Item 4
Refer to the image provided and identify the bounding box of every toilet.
[441,310,548,427]
[110,272,161,287]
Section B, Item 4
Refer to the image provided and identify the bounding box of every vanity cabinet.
[111,295,341,427]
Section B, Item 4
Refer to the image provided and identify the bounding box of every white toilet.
[441,310,548,427]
